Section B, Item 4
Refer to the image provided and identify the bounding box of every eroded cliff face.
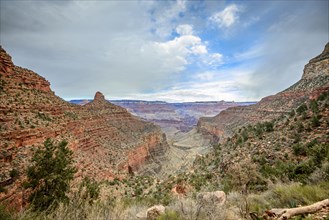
[0,46,168,208]
[197,43,329,143]
[71,100,254,138]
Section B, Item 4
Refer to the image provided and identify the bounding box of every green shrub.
[36,112,52,121]
[292,143,307,156]
[291,160,314,182]
[9,169,19,179]
[264,121,274,132]
[309,144,329,165]
[289,110,296,117]
[23,139,77,211]
[296,104,307,115]
[241,130,249,141]
[311,115,320,127]
[254,123,263,137]
[79,177,100,204]
[296,121,304,132]
[306,139,318,149]
[309,100,319,113]
[317,91,329,101]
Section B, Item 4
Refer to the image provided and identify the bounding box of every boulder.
[146,205,166,220]
[171,184,187,196]
[197,191,226,206]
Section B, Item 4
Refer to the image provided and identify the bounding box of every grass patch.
[248,182,329,214]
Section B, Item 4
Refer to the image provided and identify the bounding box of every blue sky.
[0,0,328,102]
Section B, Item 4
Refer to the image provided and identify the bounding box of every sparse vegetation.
[0,91,327,220]
[36,112,52,121]
[64,111,78,120]
[79,177,101,204]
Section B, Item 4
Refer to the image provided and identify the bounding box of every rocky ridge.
[197,42,329,143]
[0,46,168,207]
[71,100,254,137]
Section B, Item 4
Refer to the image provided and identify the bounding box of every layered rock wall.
[0,46,168,208]
[197,43,329,143]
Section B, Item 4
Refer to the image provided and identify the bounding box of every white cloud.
[202,53,223,67]
[176,24,194,35]
[4,1,325,103]
[191,45,208,54]
[0,1,197,98]
[211,53,223,62]
[151,24,211,68]
[151,0,187,38]
[194,72,215,81]
[126,79,243,102]
[210,4,240,28]
[121,68,257,103]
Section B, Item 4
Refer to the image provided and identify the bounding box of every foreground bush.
[23,139,77,211]
[248,182,329,213]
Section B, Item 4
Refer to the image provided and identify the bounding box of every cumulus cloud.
[176,24,194,36]
[209,4,240,28]
[0,0,327,102]
[0,1,206,99]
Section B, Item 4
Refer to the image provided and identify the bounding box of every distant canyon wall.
[197,42,329,143]
[71,99,255,136]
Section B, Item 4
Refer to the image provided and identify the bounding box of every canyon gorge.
[0,42,328,217]
[0,46,168,207]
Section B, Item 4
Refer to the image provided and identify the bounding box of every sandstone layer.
[197,42,329,143]
[0,46,168,207]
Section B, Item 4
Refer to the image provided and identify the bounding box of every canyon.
[1,42,328,215]
[70,100,255,137]
[70,99,254,176]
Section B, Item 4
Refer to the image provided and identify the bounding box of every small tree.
[24,138,76,211]
[78,177,100,204]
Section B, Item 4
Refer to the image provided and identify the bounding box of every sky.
[0,0,328,102]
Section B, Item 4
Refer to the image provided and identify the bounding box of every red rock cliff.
[0,46,168,208]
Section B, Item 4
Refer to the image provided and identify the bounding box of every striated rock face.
[71,100,254,138]
[198,42,329,143]
[0,46,168,208]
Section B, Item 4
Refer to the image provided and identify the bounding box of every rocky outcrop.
[147,205,166,220]
[0,46,168,207]
[136,205,166,220]
[197,42,329,143]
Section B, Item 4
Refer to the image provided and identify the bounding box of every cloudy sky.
[0,0,328,102]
